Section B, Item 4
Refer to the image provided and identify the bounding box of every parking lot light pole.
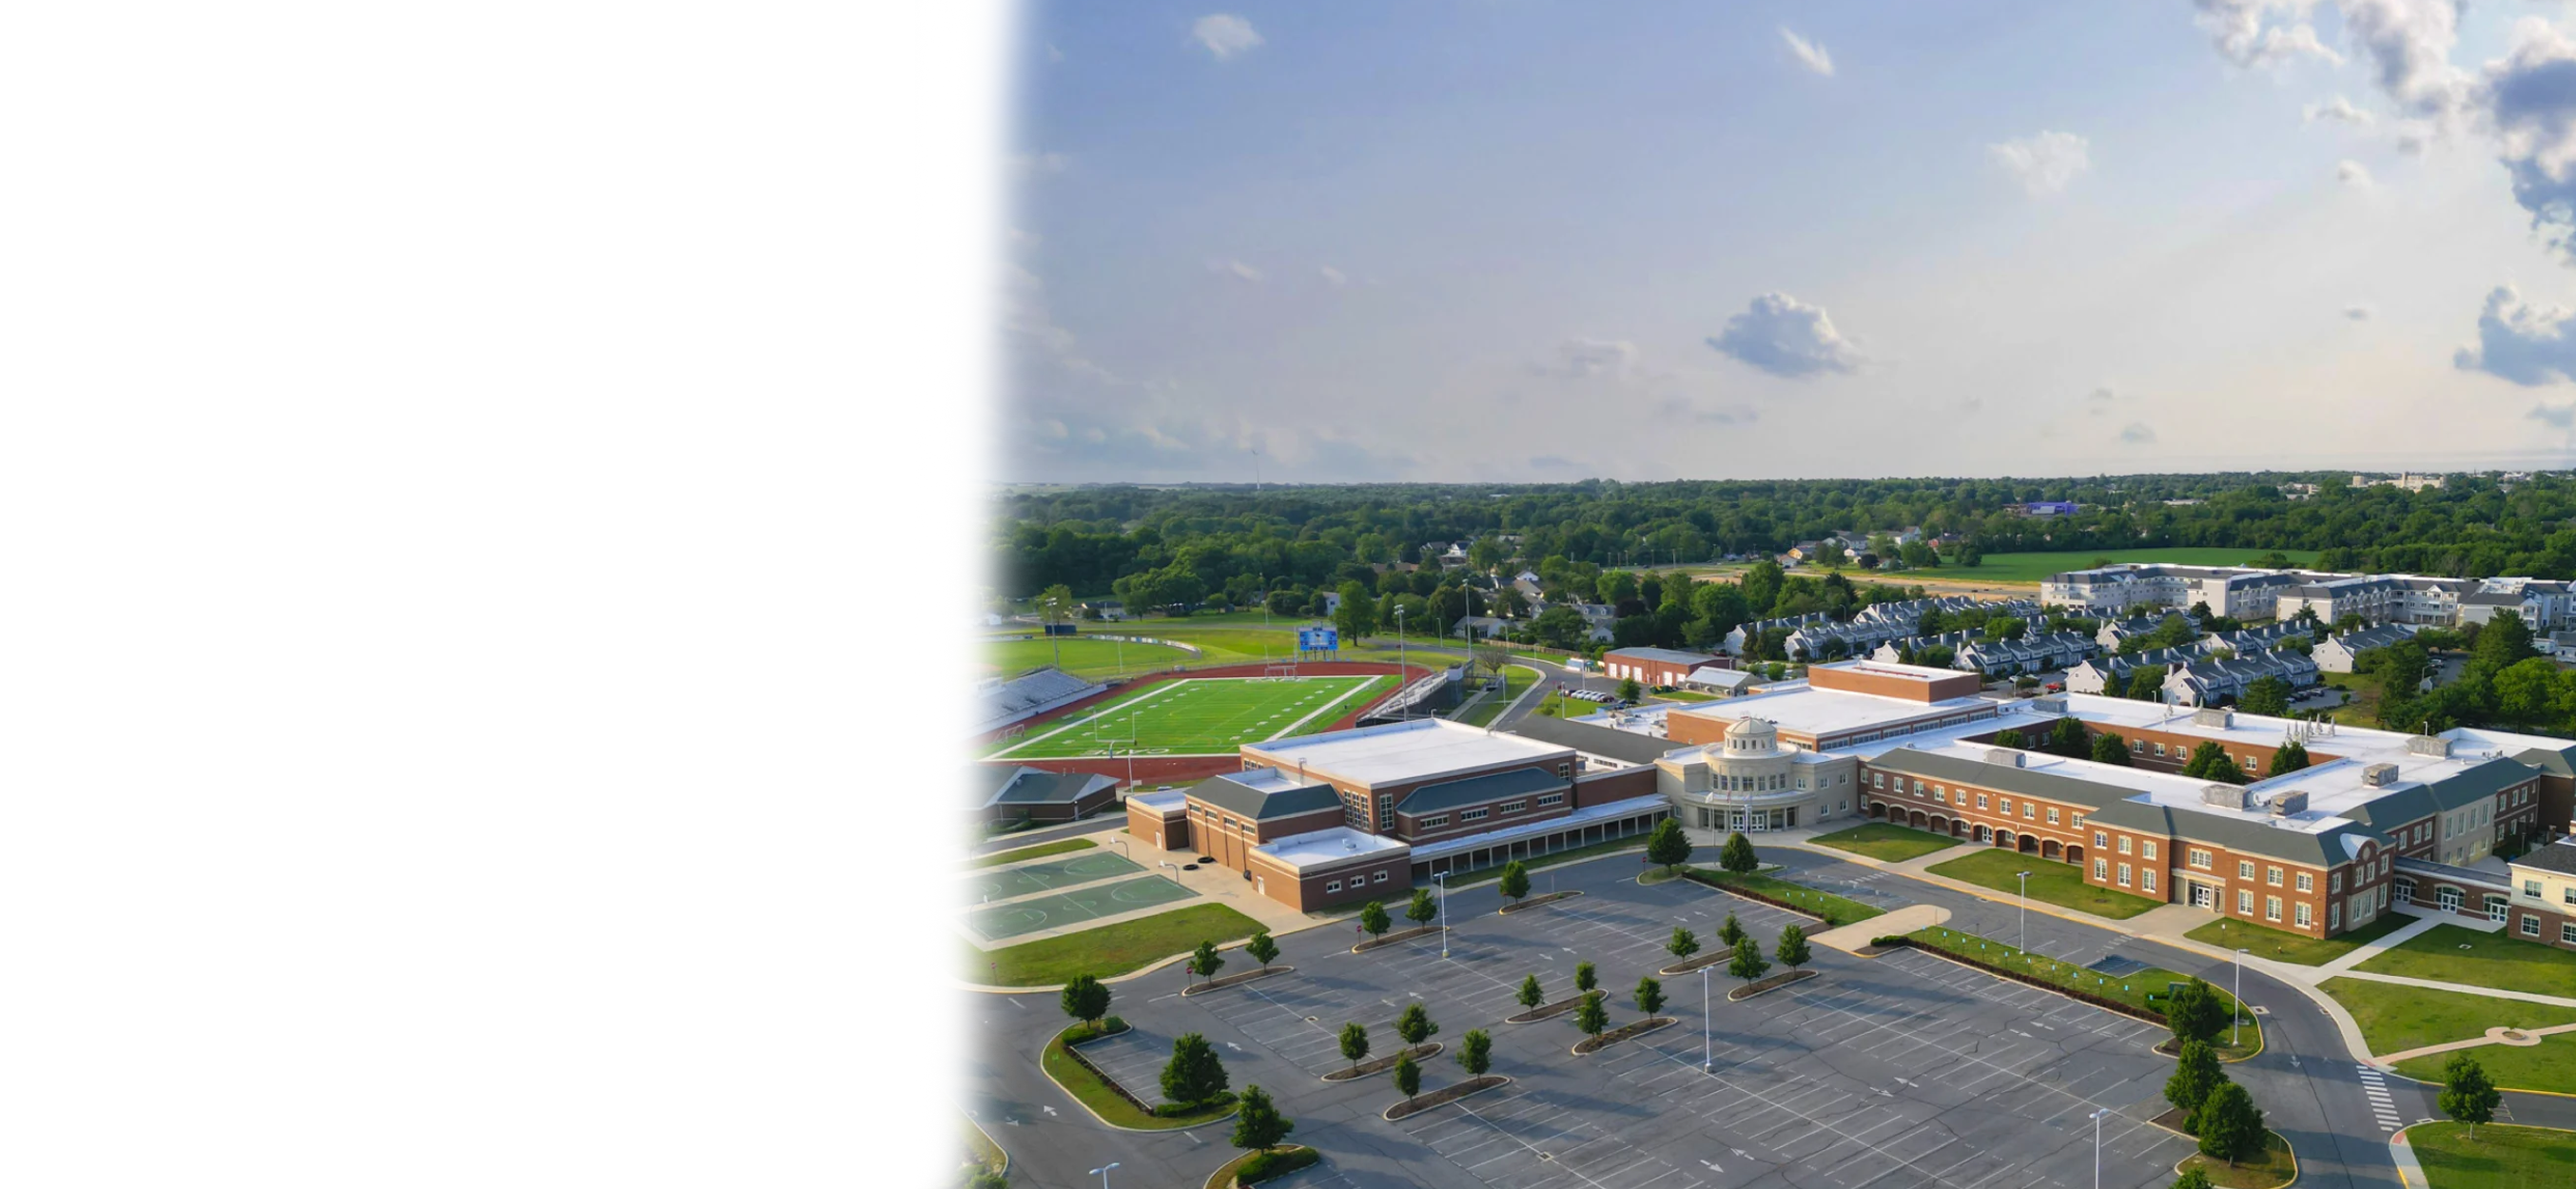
[2233,947,2249,1048]
[1701,965,1713,1072]
[2016,870,2032,955]
[1432,870,1450,957]
[2089,1109,2108,1189]
[1089,1162,1121,1189]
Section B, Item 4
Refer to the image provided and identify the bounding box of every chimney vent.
[2202,783,2252,810]
[1984,748,2026,768]
[2268,790,2311,817]
[2194,708,2234,729]
[2406,735,2452,758]
[2362,762,2399,787]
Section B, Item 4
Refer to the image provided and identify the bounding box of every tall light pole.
[1701,965,1714,1072]
[1089,1162,1122,1189]
[1395,605,1409,718]
[1432,870,1450,957]
[2089,1109,2108,1189]
[2233,947,2249,1048]
[2016,870,2032,956]
[1046,596,1064,669]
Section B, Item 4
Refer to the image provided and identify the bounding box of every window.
[2564,922,2576,945]
[2331,904,2342,931]
[2267,867,2283,887]
[1934,789,1948,804]
[2295,872,2314,893]
[1326,880,1342,892]
[2132,739,2146,752]
[1461,808,1489,822]
[2023,804,2036,821]
[1538,793,1566,808]
[2238,889,2254,914]
[2143,842,2158,861]
[2144,869,2158,893]
[2094,859,2109,879]
[1420,815,1449,828]
[1999,798,2013,814]
[1374,870,1389,883]
[2522,915,2542,937]
[2294,903,2312,928]
[2047,808,2061,825]
[2527,879,2544,898]
[1872,772,1884,788]
[2331,872,2343,893]
[1376,794,1394,825]
[1554,763,1571,776]
[1498,800,1528,815]
[2074,814,2086,828]
[2243,755,2258,771]
[1979,794,1991,810]
[2565,887,2575,906]
[2118,836,2133,855]
[2394,876,2415,901]
[2266,895,2282,922]
[2117,863,2132,887]
[2238,861,2255,879]
[2094,831,2109,849]
[2153,742,2167,756]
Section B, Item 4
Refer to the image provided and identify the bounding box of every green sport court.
[966,876,1198,941]
[988,673,1397,759]
[967,851,1142,901]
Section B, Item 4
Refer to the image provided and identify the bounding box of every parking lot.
[1094,865,2194,1189]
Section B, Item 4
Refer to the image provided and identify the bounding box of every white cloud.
[2338,0,2469,121]
[2118,422,2159,445]
[2087,387,2117,400]
[1988,131,2091,197]
[2304,95,2376,126]
[2345,305,2373,320]
[1205,259,1264,283]
[2530,403,2576,429]
[1011,151,1069,178]
[2482,19,2576,257]
[2337,159,2373,185]
[1317,264,1347,286]
[1779,28,1834,77]
[1545,339,1643,380]
[1191,14,1263,61]
[1706,293,1866,378]
[2193,0,2340,68]
[1007,226,1041,248]
[2456,283,2576,385]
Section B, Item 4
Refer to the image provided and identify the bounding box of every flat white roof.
[1244,717,1571,788]
[1126,787,1189,809]
[1669,684,1999,741]
[1254,826,1410,871]
[1409,795,1670,863]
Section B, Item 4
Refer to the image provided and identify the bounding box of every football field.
[988,673,1398,759]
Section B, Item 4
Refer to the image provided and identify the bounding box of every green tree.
[1395,1002,1438,1046]
[2182,742,2247,785]
[1668,926,1700,963]
[1574,961,1597,993]
[1244,930,1279,970]
[1394,1052,1421,1105]
[1160,1032,1230,1108]
[1406,887,1438,926]
[1718,912,1747,948]
[2195,1082,2265,1168]
[1516,974,1545,1014]
[2164,978,2227,1047]
[1992,728,2026,749]
[2092,731,2134,766]
[2163,1040,2224,1132]
[1037,583,1077,625]
[1230,1084,1294,1154]
[1727,935,1771,986]
[1060,974,1112,1032]
[2439,1053,2502,1140]
[2266,741,2310,776]
[2240,676,2291,717]
[1775,923,1811,971]
[2048,716,2090,757]
[2472,609,2538,671]
[1334,579,1377,642]
[1532,605,1590,651]
[1617,676,1644,703]
[1647,818,1694,873]
[2171,1168,2213,1189]
[1720,831,1758,874]
[1499,860,1532,906]
[1457,1028,1493,1079]
[1338,1022,1370,1075]
[1360,901,1391,939]
[2127,665,2169,701]
[1191,940,1224,985]
[1635,976,1666,1016]
[1573,989,1610,1040]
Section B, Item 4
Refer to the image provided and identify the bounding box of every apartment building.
[2044,562,2572,633]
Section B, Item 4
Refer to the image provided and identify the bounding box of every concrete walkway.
[1813,904,1947,953]
[2316,913,2446,974]
[2376,1020,2576,1064]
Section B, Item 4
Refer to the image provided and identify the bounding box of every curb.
[2170,1128,2297,1189]
[965,1112,1010,1179]
[1381,1075,1513,1121]
[1320,1042,1444,1082]
[1202,1145,1318,1189]
[1571,1017,1678,1056]
[1042,1027,1245,1135]
[1727,969,1819,1003]
[1498,890,1586,916]
[1181,965,1294,997]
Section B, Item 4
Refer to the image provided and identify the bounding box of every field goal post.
[1263,658,1299,680]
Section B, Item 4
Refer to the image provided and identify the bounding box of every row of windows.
[1322,870,1394,893]
[1869,771,2078,828]
[1417,791,1567,832]
[2520,880,2576,906]
[2516,915,2576,944]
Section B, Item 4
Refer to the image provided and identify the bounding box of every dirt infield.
[985,661,1433,786]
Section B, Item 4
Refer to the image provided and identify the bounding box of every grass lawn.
[2175,1130,2296,1189]
[1456,664,1540,728]
[966,837,1097,868]
[2184,911,2412,965]
[1908,926,2260,1057]
[2355,925,2576,1000]
[1808,823,1961,864]
[1650,689,1718,703]
[973,902,1266,987]
[1040,1023,1238,1130]
[988,673,1396,759]
[1689,868,1883,927]
[932,1085,999,1168]
[2319,978,2576,1057]
[1935,548,2323,587]
[1529,691,1601,718]
[2321,671,2385,728]
[1926,848,2164,920]
[2407,1122,2576,1189]
[984,634,1200,680]
[2395,1032,2576,1096]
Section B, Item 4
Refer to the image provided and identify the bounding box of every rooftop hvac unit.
[2268,790,2311,817]
[2362,762,2399,787]
[1984,748,2026,768]
[2202,784,2253,809]
[2406,735,2453,758]
[2194,708,2234,729]
[2033,695,2068,713]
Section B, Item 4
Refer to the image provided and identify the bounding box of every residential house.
[2313,624,2417,673]
[2163,650,2320,708]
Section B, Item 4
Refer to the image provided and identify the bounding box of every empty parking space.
[966,851,1142,901]
[1070,1025,1178,1106]
[963,875,1195,941]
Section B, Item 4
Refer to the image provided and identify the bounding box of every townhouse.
[2161,650,2319,708]
[1953,630,2099,676]
[2063,644,2214,695]
[2312,623,2416,673]
[2043,562,2575,632]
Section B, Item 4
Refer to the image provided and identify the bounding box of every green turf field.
[990,673,1397,758]
[984,635,1200,680]
[966,875,1199,941]
[968,851,1142,900]
[1936,548,2323,586]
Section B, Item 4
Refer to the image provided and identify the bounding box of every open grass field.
[972,901,1266,986]
[1905,925,2259,1056]
[1808,823,1961,863]
[2320,978,2576,1057]
[989,673,1397,759]
[1937,548,2323,587]
[984,634,1198,680]
[2394,1033,2576,1097]
[2406,1122,2576,1189]
[2321,671,2385,727]
[2356,924,2576,999]
[2176,1129,2296,1189]
[2184,911,2413,965]
[1926,848,2165,919]
[965,875,1198,942]
[966,837,1097,868]
[1456,664,1540,728]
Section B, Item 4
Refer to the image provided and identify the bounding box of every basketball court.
[964,875,1199,942]
[966,851,1142,901]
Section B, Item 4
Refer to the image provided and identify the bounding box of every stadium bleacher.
[974,667,1106,737]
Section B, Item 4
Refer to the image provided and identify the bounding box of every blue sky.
[1004,2,2576,483]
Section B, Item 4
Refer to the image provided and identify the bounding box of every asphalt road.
[964,840,2463,1189]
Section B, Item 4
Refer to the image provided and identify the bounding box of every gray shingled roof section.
[1866,747,2140,810]
[981,766,1115,807]
[2394,855,2512,890]
[2516,840,2576,876]
[2420,757,2544,810]
[2513,743,2576,779]
[1187,772,1344,820]
[1500,716,1675,767]
[1395,767,1568,815]
[2335,783,2436,831]
[1872,748,2391,865]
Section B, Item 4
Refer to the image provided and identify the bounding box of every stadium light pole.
[1045,596,1064,670]
[2233,947,2248,1048]
[1431,869,1450,957]
[1394,606,1408,719]
[2016,870,2032,956]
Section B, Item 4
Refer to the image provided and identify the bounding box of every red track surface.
[981,661,1434,787]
